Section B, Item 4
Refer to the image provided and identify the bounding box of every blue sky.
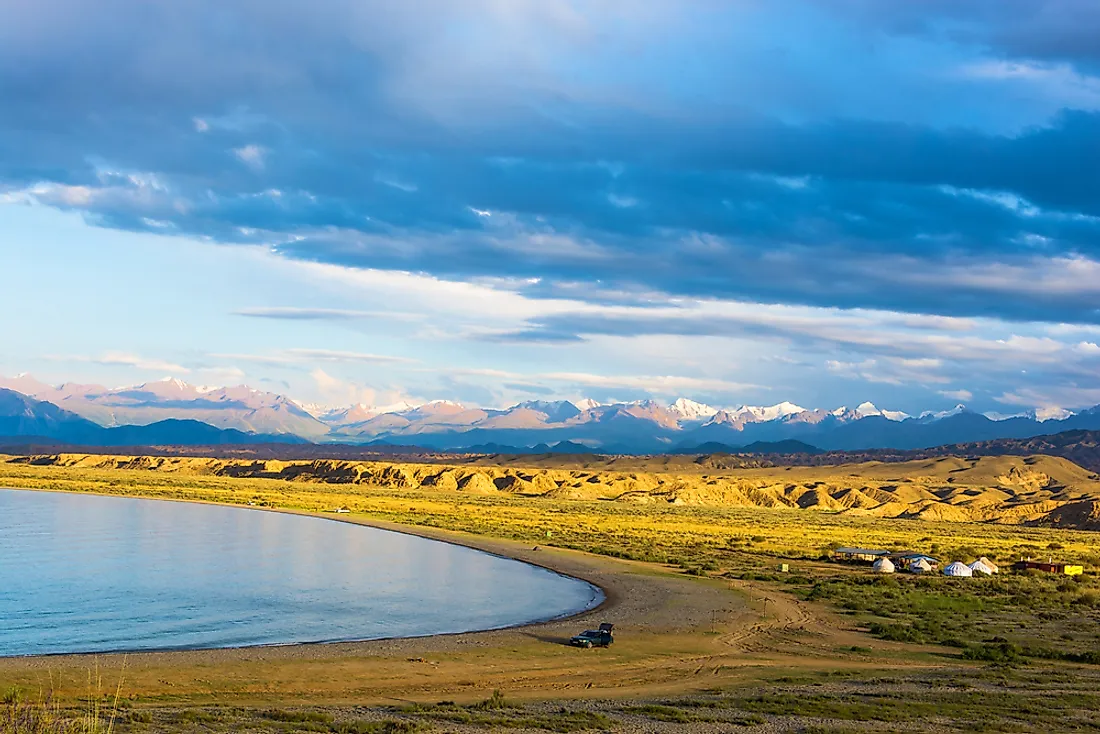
[2,0,1099,413]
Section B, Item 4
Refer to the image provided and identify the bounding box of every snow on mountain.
[919,404,969,421]
[732,401,806,422]
[853,401,910,422]
[7,372,1100,451]
[855,401,880,417]
[983,411,1027,421]
[131,377,206,398]
[667,398,719,422]
[424,399,462,408]
[1031,406,1075,422]
[315,400,420,425]
[378,400,418,414]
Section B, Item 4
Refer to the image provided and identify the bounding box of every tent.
[973,556,998,573]
[908,558,933,574]
[943,561,974,577]
[968,559,996,575]
[873,557,895,574]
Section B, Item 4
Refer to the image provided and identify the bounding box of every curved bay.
[0,489,601,656]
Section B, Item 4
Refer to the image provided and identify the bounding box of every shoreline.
[0,486,653,669]
[0,482,949,710]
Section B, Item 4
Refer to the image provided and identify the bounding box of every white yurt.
[873,557,896,574]
[973,556,999,573]
[943,561,974,577]
[968,559,996,575]
[908,558,933,574]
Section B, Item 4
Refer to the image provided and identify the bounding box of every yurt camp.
[873,557,896,574]
[943,561,974,578]
[908,558,933,574]
[969,558,996,575]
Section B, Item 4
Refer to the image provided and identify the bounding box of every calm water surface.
[0,489,602,656]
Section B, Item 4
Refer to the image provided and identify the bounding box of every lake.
[0,489,602,656]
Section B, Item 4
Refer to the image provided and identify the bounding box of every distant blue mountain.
[0,389,304,447]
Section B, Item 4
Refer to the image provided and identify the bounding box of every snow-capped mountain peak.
[733,401,806,422]
[133,377,204,396]
[1031,406,1074,422]
[377,400,418,414]
[667,398,719,421]
[919,404,968,421]
[855,401,910,422]
[572,398,602,411]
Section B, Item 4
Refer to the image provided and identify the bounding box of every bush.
[468,690,510,711]
[868,622,924,643]
[962,641,1023,665]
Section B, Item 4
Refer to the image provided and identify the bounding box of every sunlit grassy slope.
[2,453,1098,567]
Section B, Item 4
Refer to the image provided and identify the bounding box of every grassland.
[2,454,1100,733]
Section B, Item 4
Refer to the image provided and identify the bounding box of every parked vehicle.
[569,623,614,648]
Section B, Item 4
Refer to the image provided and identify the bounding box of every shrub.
[962,642,1023,665]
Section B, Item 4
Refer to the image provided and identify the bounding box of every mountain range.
[3,374,1100,453]
[0,387,302,447]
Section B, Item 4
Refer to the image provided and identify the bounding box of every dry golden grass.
[2,453,1098,569]
[3,454,1100,733]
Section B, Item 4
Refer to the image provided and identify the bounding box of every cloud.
[2,0,1100,329]
[939,389,974,402]
[537,372,760,395]
[47,352,191,374]
[233,307,387,320]
[5,0,1100,414]
[212,349,414,366]
[232,144,267,170]
[284,348,416,364]
[996,386,1100,412]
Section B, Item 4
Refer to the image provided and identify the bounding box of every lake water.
[0,489,602,657]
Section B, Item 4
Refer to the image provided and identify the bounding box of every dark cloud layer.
[3,0,1100,324]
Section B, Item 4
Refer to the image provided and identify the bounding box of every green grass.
[617,670,1100,732]
[785,571,1100,659]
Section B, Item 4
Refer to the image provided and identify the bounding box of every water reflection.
[0,489,601,656]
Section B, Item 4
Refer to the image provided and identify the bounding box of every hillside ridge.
[8,452,1100,531]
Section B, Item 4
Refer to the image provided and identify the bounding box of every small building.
[834,547,891,564]
[873,557,896,574]
[1013,560,1084,576]
[892,551,940,568]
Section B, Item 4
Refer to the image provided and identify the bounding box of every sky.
[1,0,1099,414]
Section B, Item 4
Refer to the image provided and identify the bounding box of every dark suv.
[569,623,614,648]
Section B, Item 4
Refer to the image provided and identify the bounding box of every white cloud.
[308,368,416,409]
[233,306,420,321]
[46,351,191,374]
[211,349,414,366]
[997,387,1100,412]
[607,193,638,208]
[938,389,973,402]
[957,60,1100,110]
[232,144,267,170]
[538,372,759,395]
[374,174,418,193]
[285,348,416,364]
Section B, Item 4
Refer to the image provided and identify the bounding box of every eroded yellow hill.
[8,452,1100,529]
